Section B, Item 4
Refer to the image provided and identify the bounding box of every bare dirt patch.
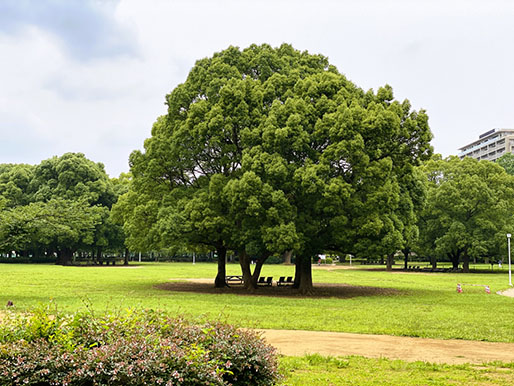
[155,280,402,299]
[258,329,514,365]
[498,287,514,298]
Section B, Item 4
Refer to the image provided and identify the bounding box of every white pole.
[508,234,512,286]
[193,252,195,265]
[349,254,352,266]
[138,252,141,263]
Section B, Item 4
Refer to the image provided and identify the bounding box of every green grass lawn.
[1,262,513,342]
[280,355,514,385]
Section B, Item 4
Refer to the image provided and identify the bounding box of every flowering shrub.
[0,307,279,385]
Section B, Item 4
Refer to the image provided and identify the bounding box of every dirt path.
[258,329,514,364]
[162,279,514,364]
[498,287,514,297]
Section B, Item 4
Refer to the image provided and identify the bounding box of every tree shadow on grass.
[155,281,403,299]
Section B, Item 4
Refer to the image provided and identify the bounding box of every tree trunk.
[282,250,292,265]
[403,248,410,270]
[462,251,470,273]
[214,246,228,288]
[239,251,255,290]
[449,252,459,270]
[297,254,313,295]
[431,255,437,269]
[293,256,301,288]
[386,253,394,271]
[56,248,74,265]
[251,253,271,284]
[96,247,103,264]
[251,259,264,284]
[124,248,129,266]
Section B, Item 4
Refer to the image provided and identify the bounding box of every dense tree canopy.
[497,153,514,176]
[418,156,514,272]
[29,152,116,208]
[0,163,35,207]
[0,153,125,264]
[116,43,432,292]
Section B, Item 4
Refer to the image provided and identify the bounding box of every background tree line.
[0,153,128,265]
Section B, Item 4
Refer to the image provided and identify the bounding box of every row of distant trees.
[0,153,128,265]
[2,152,512,272]
[2,44,514,294]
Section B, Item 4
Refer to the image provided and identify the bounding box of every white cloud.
[1,0,514,175]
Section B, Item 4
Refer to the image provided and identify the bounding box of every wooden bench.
[277,276,294,286]
[97,257,125,266]
[257,276,273,286]
[72,257,125,266]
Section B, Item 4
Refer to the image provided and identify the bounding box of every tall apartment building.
[458,128,514,161]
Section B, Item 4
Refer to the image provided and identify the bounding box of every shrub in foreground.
[0,307,279,385]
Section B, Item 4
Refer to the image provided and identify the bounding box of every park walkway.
[498,287,514,297]
[258,329,514,364]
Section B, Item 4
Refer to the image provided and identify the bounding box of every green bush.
[325,257,333,264]
[265,255,283,264]
[0,306,279,385]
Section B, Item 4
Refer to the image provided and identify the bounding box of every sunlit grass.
[1,262,513,342]
[280,354,514,385]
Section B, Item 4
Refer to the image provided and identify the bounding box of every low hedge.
[0,307,279,385]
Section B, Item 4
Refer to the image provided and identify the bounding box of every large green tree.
[119,44,432,292]
[419,156,514,272]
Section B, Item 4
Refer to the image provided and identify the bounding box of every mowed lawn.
[1,262,513,343]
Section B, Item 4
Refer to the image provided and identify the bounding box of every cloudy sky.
[1,0,513,177]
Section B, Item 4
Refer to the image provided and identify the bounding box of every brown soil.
[258,329,514,365]
[155,279,402,298]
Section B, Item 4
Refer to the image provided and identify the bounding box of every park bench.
[257,276,273,286]
[225,275,244,285]
[97,257,125,266]
[277,276,294,286]
[72,257,125,266]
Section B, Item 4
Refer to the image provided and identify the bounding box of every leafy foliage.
[418,156,514,270]
[29,152,116,207]
[117,43,432,292]
[0,153,127,263]
[0,163,34,207]
[497,152,514,176]
[0,306,279,386]
[0,199,100,255]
